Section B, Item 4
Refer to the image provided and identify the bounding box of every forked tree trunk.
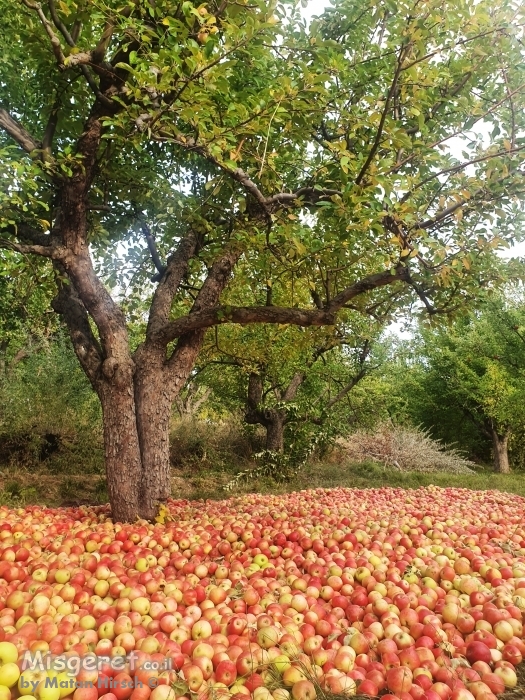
[133,335,204,521]
[96,345,198,523]
[491,428,510,473]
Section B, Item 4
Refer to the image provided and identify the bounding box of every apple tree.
[388,290,525,471]
[1,0,525,520]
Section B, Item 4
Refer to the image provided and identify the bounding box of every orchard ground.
[0,456,525,509]
[0,485,524,700]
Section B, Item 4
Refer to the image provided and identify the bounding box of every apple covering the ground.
[0,487,523,700]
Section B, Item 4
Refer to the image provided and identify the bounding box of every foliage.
[0,250,57,371]
[386,288,525,467]
[0,333,102,470]
[1,0,524,338]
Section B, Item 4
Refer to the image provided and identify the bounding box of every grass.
[180,458,525,502]
[0,455,524,508]
[1,415,524,506]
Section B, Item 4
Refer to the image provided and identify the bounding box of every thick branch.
[188,248,242,315]
[156,266,410,343]
[160,305,334,342]
[164,248,242,395]
[326,265,410,313]
[0,237,56,257]
[282,371,306,402]
[51,270,103,386]
[0,108,40,152]
[3,222,51,247]
[147,230,200,338]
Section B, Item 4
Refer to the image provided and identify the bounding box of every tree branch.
[0,108,40,152]
[47,0,75,45]
[355,42,409,185]
[21,0,66,66]
[401,144,525,203]
[282,371,305,402]
[139,218,166,277]
[0,236,56,257]
[147,230,201,338]
[326,265,410,313]
[51,268,103,386]
[325,367,368,411]
[156,266,410,343]
[151,131,343,213]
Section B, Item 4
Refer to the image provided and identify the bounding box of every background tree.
[197,316,387,454]
[388,290,525,472]
[1,0,525,520]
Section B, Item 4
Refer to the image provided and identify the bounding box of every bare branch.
[21,0,66,66]
[0,108,40,152]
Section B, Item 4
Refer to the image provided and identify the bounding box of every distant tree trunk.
[244,371,304,452]
[265,410,286,452]
[491,428,510,473]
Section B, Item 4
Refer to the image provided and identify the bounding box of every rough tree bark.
[491,427,510,473]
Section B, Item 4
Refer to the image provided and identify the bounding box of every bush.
[337,423,475,474]
[169,416,257,473]
[0,333,103,473]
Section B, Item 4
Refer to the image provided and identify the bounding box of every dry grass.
[502,661,525,700]
[0,468,107,507]
[337,423,475,474]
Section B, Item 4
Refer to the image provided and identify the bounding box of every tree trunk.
[132,336,201,520]
[133,346,173,521]
[265,411,286,452]
[98,380,143,523]
[491,428,510,473]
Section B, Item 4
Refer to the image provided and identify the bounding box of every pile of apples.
[0,486,523,700]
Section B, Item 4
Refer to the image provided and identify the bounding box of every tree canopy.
[1,0,525,519]
[387,289,525,471]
